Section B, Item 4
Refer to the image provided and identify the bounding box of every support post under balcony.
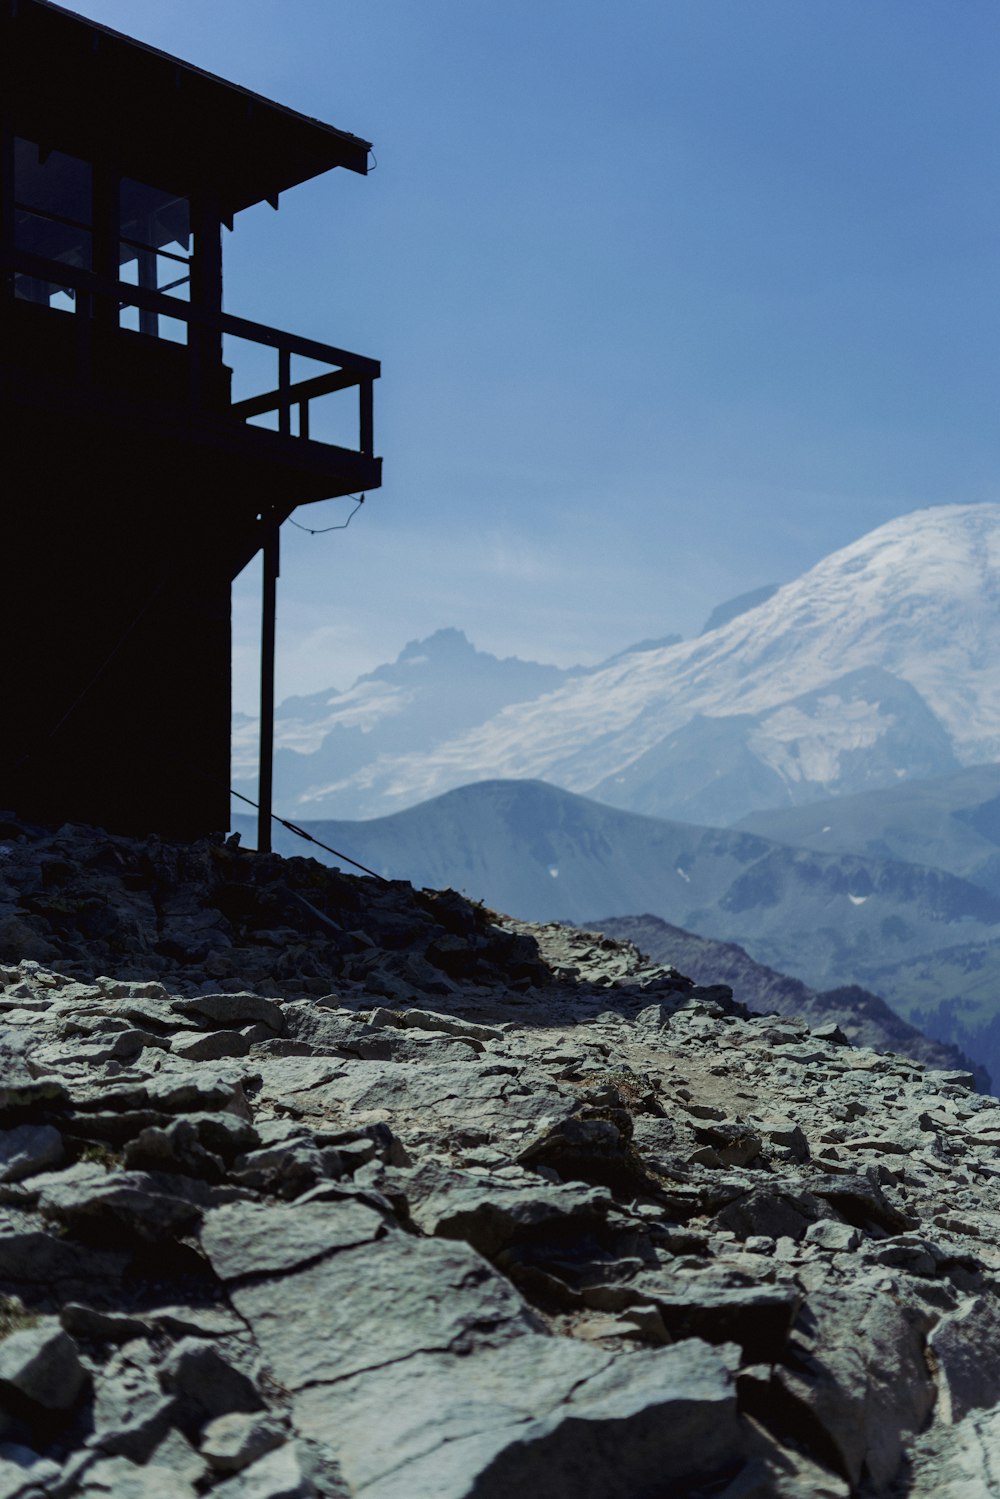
[257,510,279,853]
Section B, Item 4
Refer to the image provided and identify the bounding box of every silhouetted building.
[0,0,380,837]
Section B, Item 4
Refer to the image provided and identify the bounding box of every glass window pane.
[14,274,79,312]
[158,315,188,345]
[118,180,192,341]
[14,209,91,269]
[157,257,190,298]
[120,178,190,256]
[13,138,92,298]
[14,138,92,226]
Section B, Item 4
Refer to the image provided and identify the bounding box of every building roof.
[4,0,372,214]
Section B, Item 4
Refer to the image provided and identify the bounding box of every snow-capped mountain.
[232,625,682,813]
[232,627,590,792]
[242,503,1000,823]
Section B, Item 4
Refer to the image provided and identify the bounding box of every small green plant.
[576,1068,649,1111]
[77,1142,122,1170]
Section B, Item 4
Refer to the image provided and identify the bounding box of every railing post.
[257,511,279,854]
[191,195,222,406]
[360,378,373,456]
[278,348,291,436]
[0,99,13,310]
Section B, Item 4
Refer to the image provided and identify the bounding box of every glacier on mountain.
[239,503,1000,823]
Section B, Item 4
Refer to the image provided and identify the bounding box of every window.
[119,178,191,342]
[13,138,92,312]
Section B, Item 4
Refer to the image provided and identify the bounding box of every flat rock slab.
[74,1454,198,1498]
[0,1443,61,1498]
[928,1295,1000,1424]
[629,1278,802,1363]
[200,1412,286,1474]
[293,1335,743,1499]
[172,994,285,1032]
[907,1406,1000,1498]
[0,1124,63,1183]
[200,1198,387,1281]
[211,1442,316,1499]
[0,1319,86,1409]
[35,1167,201,1242]
[369,1007,503,1044]
[302,1060,570,1139]
[244,1057,349,1103]
[169,1031,252,1063]
[144,1304,247,1338]
[776,1286,935,1488]
[405,1163,612,1256]
[145,1074,253,1118]
[0,1213,130,1291]
[0,1073,68,1112]
[230,1235,540,1392]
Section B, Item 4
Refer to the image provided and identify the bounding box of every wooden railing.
[2,248,379,458]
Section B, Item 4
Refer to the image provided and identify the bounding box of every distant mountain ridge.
[233,624,681,812]
[581,912,989,1089]
[232,776,1000,1085]
[239,504,1000,823]
[699,582,779,635]
[233,626,588,797]
[737,763,1000,895]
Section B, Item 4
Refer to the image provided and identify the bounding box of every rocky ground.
[584,913,988,1088]
[0,816,999,1495]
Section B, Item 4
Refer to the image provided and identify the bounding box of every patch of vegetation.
[77,1142,122,1170]
[574,1068,660,1113]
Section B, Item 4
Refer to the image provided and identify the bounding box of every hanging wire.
[228,784,389,883]
[287,494,365,535]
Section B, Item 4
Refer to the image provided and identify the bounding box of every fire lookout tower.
[0,0,380,839]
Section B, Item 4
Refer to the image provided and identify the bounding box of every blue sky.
[65,1,1000,710]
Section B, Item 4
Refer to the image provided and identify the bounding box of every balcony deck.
[0,251,381,517]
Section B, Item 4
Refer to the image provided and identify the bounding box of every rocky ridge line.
[0,817,998,1494]
[583,912,988,1088]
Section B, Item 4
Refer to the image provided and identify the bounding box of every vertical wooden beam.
[360,378,373,456]
[91,162,118,334]
[278,348,291,436]
[137,242,158,338]
[190,193,222,404]
[257,512,279,853]
[0,90,14,328]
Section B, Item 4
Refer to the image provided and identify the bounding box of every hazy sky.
[65,0,1000,711]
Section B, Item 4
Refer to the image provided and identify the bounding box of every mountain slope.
[590,667,960,823]
[257,504,1000,821]
[737,762,1000,897]
[236,779,1000,954]
[232,627,585,807]
[233,626,678,816]
[699,582,779,634]
[232,778,1000,1077]
[582,912,988,1087]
